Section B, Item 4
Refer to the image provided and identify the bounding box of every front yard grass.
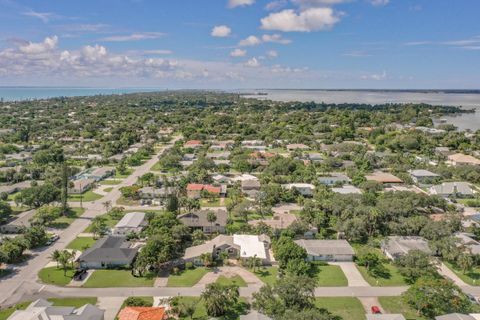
[444,261,480,286]
[84,212,124,232]
[99,179,122,185]
[47,297,97,308]
[357,263,408,286]
[167,267,210,287]
[66,236,96,251]
[252,266,278,286]
[49,207,86,229]
[38,266,74,286]
[68,190,103,202]
[312,264,348,287]
[115,169,133,179]
[0,301,31,320]
[379,296,426,320]
[315,297,365,320]
[216,275,247,287]
[82,270,155,288]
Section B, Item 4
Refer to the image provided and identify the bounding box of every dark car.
[73,269,88,281]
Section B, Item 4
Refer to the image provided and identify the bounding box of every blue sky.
[0,0,479,89]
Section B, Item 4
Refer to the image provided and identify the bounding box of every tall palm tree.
[50,249,61,268]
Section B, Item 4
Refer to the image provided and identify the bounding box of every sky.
[0,0,479,89]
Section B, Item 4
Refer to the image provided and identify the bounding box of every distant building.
[365,171,403,184]
[381,236,432,260]
[286,143,310,151]
[448,153,480,166]
[77,236,138,269]
[7,299,104,320]
[186,183,224,199]
[429,182,475,198]
[178,209,228,234]
[294,239,355,262]
[183,140,203,148]
[117,306,166,320]
[408,169,441,184]
[113,212,147,235]
[282,183,315,197]
[68,178,95,194]
[454,232,480,255]
[0,209,35,234]
[332,185,362,195]
[319,173,351,186]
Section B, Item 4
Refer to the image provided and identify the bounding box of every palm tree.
[206,211,217,233]
[50,249,61,268]
[457,252,474,274]
[200,252,213,268]
[177,299,196,320]
[102,200,112,213]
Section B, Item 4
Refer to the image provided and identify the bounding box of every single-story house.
[77,236,138,269]
[249,213,298,230]
[365,171,403,184]
[206,151,231,160]
[435,147,451,156]
[8,299,104,320]
[186,183,225,199]
[408,169,441,184]
[184,140,203,148]
[89,167,115,181]
[366,315,406,320]
[429,182,475,198]
[241,179,261,197]
[308,153,324,163]
[435,314,477,320]
[447,153,480,166]
[68,178,95,194]
[294,239,355,262]
[113,212,147,235]
[318,173,351,186]
[213,159,231,166]
[212,174,231,184]
[178,209,228,234]
[286,143,310,151]
[183,234,271,265]
[138,187,175,200]
[0,180,33,195]
[282,183,315,197]
[0,209,35,234]
[331,185,362,195]
[117,306,166,320]
[231,173,259,182]
[454,232,480,255]
[381,236,432,260]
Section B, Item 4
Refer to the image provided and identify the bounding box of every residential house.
[183,140,202,149]
[68,178,95,194]
[365,171,403,184]
[318,173,351,186]
[212,174,231,184]
[138,186,175,204]
[183,234,271,265]
[113,212,147,235]
[435,147,451,156]
[117,307,166,320]
[307,153,324,163]
[186,183,224,199]
[178,209,228,234]
[429,182,475,198]
[0,180,33,195]
[282,183,315,197]
[241,179,261,198]
[249,213,298,230]
[448,153,480,166]
[7,299,104,320]
[286,143,310,151]
[77,236,139,269]
[381,236,432,260]
[0,209,35,233]
[89,167,115,181]
[331,185,362,195]
[435,314,477,320]
[294,239,355,262]
[409,169,441,184]
[454,232,480,255]
[206,151,231,159]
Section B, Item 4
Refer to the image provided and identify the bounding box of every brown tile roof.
[117,307,166,320]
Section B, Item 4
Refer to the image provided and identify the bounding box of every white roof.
[232,174,259,182]
[284,183,315,189]
[115,212,146,229]
[233,234,267,259]
[332,185,362,194]
[409,169,439,177]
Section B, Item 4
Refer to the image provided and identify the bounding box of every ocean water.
[0,87,160,101]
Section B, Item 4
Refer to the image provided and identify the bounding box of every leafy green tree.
[395,250,438,283]
[201,283,240,317]
[91,216,108,239]
[272,236,307,269]
[457,253,474,274]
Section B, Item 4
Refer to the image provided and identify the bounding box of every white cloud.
[245,57,261,67]
[267,50,278,58]
[261,8,342,32]
[144,50,173,55]
[211,25,232,37]
[228,0,255,8]
[361,70,387,80]
[292,0,351,7]
[262,34,292,44]
[239,35,262,46]
[22,10,54,23]
[265,0,287,11]
[19,36,58,54]
[230,48,247,57]
[369,0,389,6]
[100,32,164,42]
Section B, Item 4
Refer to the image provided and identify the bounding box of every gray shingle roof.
[294,239,355,256]
[77,236,138,264]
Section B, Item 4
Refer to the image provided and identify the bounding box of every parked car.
[73,269,88,281]
[371,306,381,314]
[467,294,479,304]
[46,234,60,245]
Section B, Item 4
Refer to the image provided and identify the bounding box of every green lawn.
[379,296,426,320]
[115,169,133,178]
[167,267,210,287]
[49,207,86,229]
[84,212,124,232]
[68,190,103,202]
[357,263,408,286]
[66,237,96,251]
[216,275,247,287]
[252,267,278,286]
[104,187,113,192]
[48,297,97,308]
[444,261,480,286]
[83,270,155,288]
[150,161,163,171]
[119,296,153,309]
[38,267,74,286]
[200,198,232,207]
[312,264,348,287]
[99,179,122,185]
[174,297,248,320]
[0,301,31,320]
[315,297,365,320]
[116,196,140,206]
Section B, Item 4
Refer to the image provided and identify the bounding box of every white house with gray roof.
[294,239,355,262]
[113,212,147,235]
[77,236,138,269]
[7,299,104,320]
[435,314,477,320]
[429,182,475,198]
[409,169,441,184]
[381,236,432,261]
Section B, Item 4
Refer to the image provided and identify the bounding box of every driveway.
[97,296,125,320]
[438,262,469,287]
[359,297,384,314]
[330,262,370,287]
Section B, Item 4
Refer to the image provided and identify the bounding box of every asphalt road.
[0,140,179,307]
